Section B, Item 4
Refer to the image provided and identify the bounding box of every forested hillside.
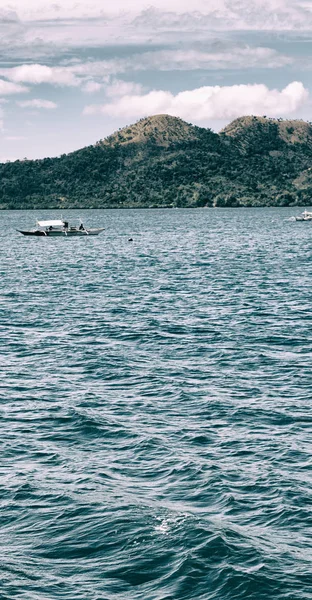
[1,114,312,209]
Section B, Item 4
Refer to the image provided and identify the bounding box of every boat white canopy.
[37,220,64,227]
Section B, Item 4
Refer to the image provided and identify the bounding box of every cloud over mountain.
[84,81,309,122]
[1,0,311,160]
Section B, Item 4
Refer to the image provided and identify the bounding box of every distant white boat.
[18,219,104,237]
[295,210,312,221]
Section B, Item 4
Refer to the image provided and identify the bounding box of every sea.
[1,207,312,600]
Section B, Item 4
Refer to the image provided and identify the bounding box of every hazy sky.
[1,0,312,160]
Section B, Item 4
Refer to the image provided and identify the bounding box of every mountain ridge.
[1,114,312,209]
[100,114,200,147]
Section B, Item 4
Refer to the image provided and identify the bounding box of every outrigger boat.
[295,210,312,221]
[18,219,104,237]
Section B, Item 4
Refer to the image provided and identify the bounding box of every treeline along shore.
[1,114,312,209]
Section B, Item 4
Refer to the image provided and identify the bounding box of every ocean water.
[1,207,312,600]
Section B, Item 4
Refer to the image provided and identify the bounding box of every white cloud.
[17,98,58,109]
[1,1,207,19]
[82,81,103,93]
[83,81,309,122]
[106,80,145,97]
[2,64,79,86]
[70,61,122,78]
[0,8,19,20]
[5,135,27,141]
[0,1,312,59]
[5,0,312,28]
[129,3,312,32]
[0,44,286,94]
[0,79,28,94]
[71,46,292,81]
[103,47,292,73]
[0,62,118,89]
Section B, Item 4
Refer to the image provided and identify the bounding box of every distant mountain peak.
[2,112,312,210]
[221,115,312,147]
[100,113,199,147]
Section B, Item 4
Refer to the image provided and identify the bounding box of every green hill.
[1,114,312,209]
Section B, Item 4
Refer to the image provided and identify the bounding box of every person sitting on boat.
[63,221,69,230]
[79,223,84,230]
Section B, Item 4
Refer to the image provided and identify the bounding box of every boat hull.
[18,230,47,236]
[18,228,105,236]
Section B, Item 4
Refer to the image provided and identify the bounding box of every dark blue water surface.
[1,208,312,600]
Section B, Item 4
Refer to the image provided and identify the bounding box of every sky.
[1,0,312,160]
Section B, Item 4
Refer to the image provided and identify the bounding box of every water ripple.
[1,208,312,599]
